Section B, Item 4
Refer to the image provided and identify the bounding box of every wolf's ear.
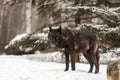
[49,26,52,32]
[58,26,62,34]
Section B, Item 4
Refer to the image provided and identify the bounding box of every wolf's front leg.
[64,51,69,71]
[70,53,76,71]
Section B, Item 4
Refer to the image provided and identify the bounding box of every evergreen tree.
[4,0,120,54]
[37,0,120,51]
[37,0,119,27]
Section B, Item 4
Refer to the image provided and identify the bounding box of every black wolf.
[48,26,99,73]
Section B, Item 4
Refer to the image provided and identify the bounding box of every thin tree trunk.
[74,0,80,62]
[26,0,32,33]
[74,0,81,27]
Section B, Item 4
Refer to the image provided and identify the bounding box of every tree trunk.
[74,0,80,62]
[74,0,81,27]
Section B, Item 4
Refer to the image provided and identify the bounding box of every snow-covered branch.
[65,6,120,26]
[77,23,120,33]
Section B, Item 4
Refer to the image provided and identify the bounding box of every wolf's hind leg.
[83,53,94,73]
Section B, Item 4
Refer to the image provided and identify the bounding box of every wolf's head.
[48,26,63,47]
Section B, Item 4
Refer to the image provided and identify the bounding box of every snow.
[0,54,107,80]
[5,33,48,49]
[4,31,120,64]
[31,33,48,40]
[26,51,64,62]
[3,0,22,4]
[3,25,119,80]
[2,32,119,80]
[25,47,33,52]
[76,23,120,34]
[66,6,120,16]
[51,26,61,29]
[23,50,120,64]
[1,2,120,80]
[5,33,28,49]
[100,48,120,63]
[65,6,120,24]
[76,23,108,30]
[9,33,28,44]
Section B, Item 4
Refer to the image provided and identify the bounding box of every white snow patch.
[5,33,48,49]
[51,26,61,29]
[77,23,108,30]
[24,51,64,63]
[10,33,28,43]
[0,55,107,80]
[31,33,48,40]
[25,47,33,52]
[100,48,120,64]
[5,33,28,49]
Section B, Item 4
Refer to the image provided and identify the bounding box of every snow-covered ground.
[3,32,119,80]
[0,54,107,80]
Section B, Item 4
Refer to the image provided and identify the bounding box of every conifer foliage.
[37,0,120,50]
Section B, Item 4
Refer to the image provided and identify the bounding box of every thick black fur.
[48,26,99,73]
